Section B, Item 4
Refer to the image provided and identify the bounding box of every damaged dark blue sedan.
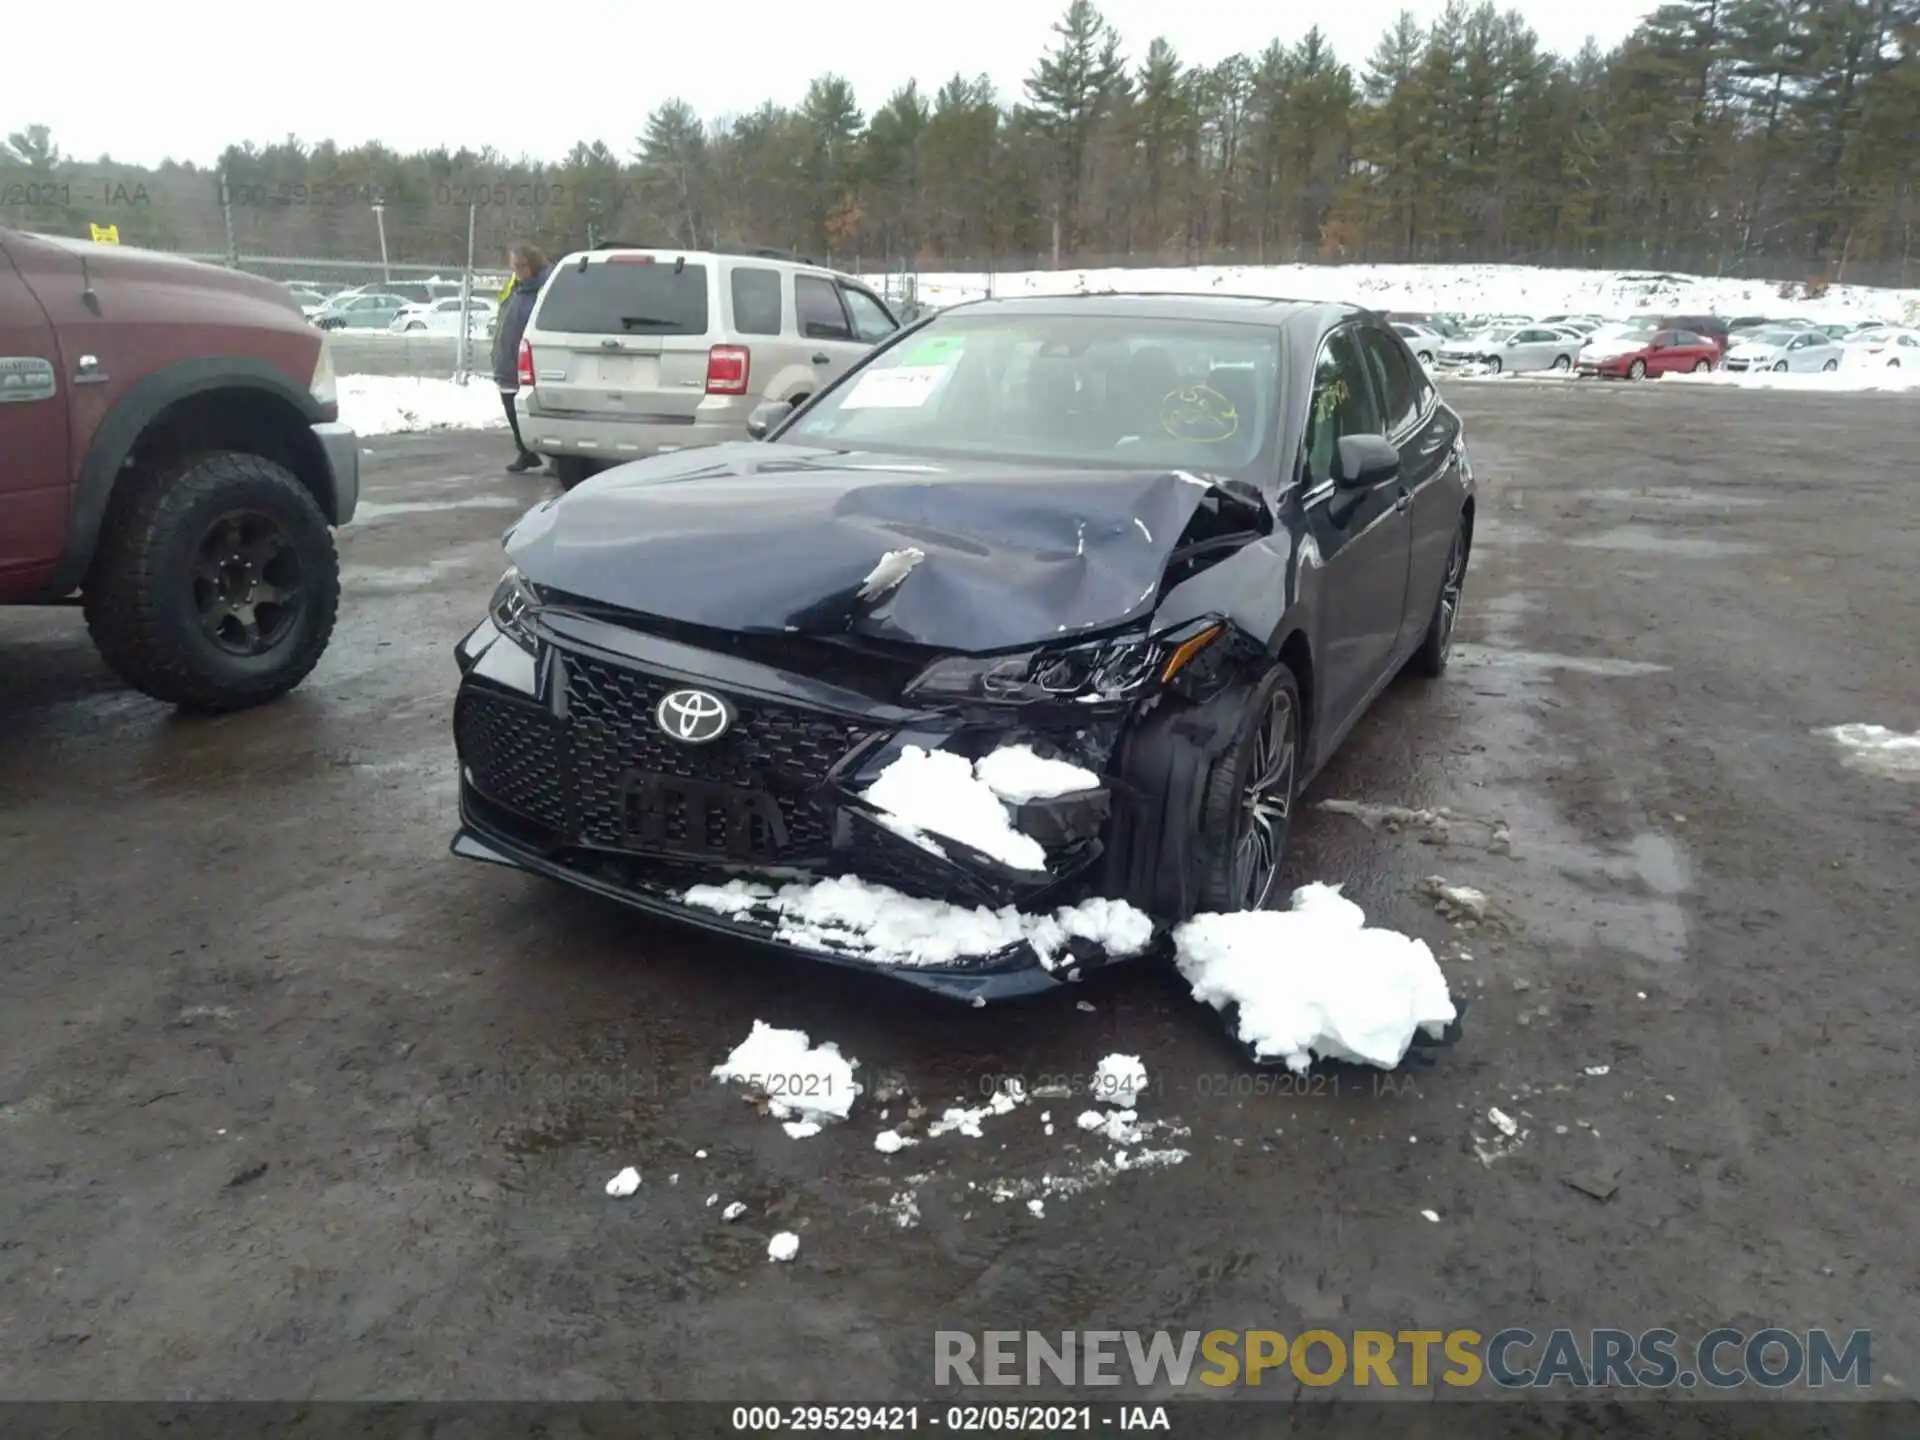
[450,294,1476,1001]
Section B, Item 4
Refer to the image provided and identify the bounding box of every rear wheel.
[1408,517,1469,678]
[1627,358,1648,380]
[83,451,339,712]
[1692,359,1711,372]
[1193,666,1302,913]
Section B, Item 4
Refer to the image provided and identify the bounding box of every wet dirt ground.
[2,384,1915,1400]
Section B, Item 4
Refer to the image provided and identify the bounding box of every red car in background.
[1576,328,1722,380]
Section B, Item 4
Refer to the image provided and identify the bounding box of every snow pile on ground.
[1665,366,1920,394]
[1173,882,1457,1073]
[1817,724,1920,779]
[604,1166,641,1197]
[710,1020,862,1125]
[767,1232,800,1262]
[928,1080,1027,1138]
[681,874,1154,972]
[973,745,1102,805]
[884,262,1919,329]
[1092,1054,1149,1106]
[335,375,507,435]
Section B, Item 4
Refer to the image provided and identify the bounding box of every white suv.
[516,246,902,486]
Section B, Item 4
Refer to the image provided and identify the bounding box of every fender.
[50,355,330,596]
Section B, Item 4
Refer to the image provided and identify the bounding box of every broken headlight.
[488,566,540,651]
[906,619,1223,705]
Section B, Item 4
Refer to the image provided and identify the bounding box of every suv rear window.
[534,260,711,335]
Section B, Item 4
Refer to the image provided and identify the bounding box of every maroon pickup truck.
[1,227,357,710]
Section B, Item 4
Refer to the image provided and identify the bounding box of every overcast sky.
[10,0,1663,169]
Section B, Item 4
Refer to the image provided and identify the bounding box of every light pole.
[371,201,391,282]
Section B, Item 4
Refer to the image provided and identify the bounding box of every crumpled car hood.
[504,442,1252,652]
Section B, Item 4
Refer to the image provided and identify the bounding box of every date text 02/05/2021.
[729,1404,1168,1432]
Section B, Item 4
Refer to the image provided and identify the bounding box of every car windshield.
[779,312,1283,476]
[1749,329,1798,346]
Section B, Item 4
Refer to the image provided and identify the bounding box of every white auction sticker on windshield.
[841,365,951,409]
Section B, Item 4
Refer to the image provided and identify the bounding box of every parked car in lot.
[1391,322,1444,365]
[1576,328,1719,379]
[1839,327,1918,368]
[1438,324,1584,374]
[1,225,356,710]
[1721,327,1843,373]
[286,284,329,317]
[313,292,411,330]
[390,295,497,336]
[1626,313,1732,353]
[450,294,1476,1001]
[516,245,903,490]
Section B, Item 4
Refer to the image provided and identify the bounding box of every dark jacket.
[491,266,550,390]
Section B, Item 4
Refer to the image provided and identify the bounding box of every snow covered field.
[886,261,1920,330]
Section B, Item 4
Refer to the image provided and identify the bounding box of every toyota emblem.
[655,688,734,744]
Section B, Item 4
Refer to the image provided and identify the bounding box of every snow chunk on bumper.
[861,745,1047,871]
[711,1020,862,1123]
[683,874,1154,972]
[974,744,1101,805]
[1173,882,1456,1073]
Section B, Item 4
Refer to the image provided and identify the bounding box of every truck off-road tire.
[1192,664,1303,913]
[83,451,340,712]
[1408,516,1469,678]
[552,456,594,491]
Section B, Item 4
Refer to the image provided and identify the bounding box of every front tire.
[1193,666,1302,913]
[1552,354,1572,371]
[1628,358,1648,380]
[1485,356,1502,375]
[83,452,339,712]
[1692,359,1711,372]
[1773,360,1790,372]
[1822,358,1838,372]
[552,456,595,491]
[1409,517,1469,678]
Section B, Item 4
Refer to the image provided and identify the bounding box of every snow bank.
[884,262,1919,331]
[1092,1054,1149,1106]
[711,1020,862,1124]
[681,874,1154,972]
[862,746,1047,871]
[1665,367,1920,394]
[1173,882,1456,1073]
[973,745,1101,805]
[335,375,507,435]
[1818,724,1920,779]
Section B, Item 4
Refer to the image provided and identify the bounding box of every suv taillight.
[706,345,750,395]
[516,338,534,388]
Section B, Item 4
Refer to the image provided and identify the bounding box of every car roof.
[934,291,1361,331]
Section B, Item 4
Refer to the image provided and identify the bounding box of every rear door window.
[534,259,711,335]
[730,266,784,336]
[796,276,853,341]
[1358,327,1420,435]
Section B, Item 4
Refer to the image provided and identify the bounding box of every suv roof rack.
[584,241,820,266]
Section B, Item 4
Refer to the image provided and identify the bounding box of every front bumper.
[312,420,359,525]
[447,613,1139,1002]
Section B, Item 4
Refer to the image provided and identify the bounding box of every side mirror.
[746,398,795,441]
[1333,434,1400,490]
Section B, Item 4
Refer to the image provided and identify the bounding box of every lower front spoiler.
[450,822,1086,1004]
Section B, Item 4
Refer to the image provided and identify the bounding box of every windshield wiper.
[619,315,676,329]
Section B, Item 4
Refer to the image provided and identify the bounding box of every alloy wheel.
[1629,359,1647,379]
[1437,531,1466,659]
[1552,354,1571,371]
[192,510,303,656]
[1233,689,1296,910]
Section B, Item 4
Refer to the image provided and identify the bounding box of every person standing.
[492,244,551,474]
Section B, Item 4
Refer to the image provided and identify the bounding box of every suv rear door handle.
[810,352,830,365]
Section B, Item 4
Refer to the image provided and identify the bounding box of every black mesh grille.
[456,650,879,864]
[456,691,566,831]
